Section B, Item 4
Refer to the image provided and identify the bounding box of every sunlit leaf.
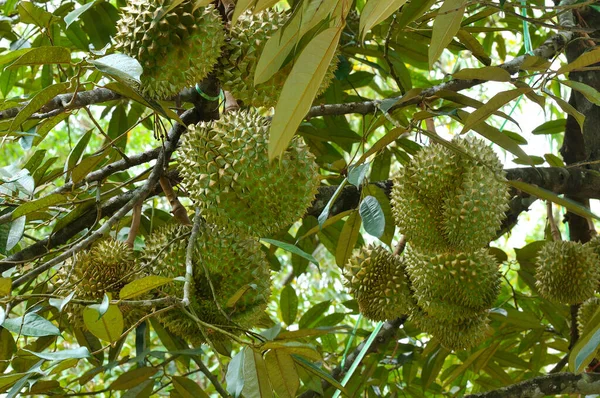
[10,82,70,132]
[279,285,298,326]
[83,304,124,343]
[261,238,319,265]
[6,47,71,69]
[119,276,173,300]
[359,0,408,40]
[110,367,158,390]
[242,348,273,398]
[359,195,385,238]
[452,66,510,81]
[461,88,530,134]
[557,47,600,75]
[172,376,210,398]
[335,210,361,268]
[265,350,299,398]
[2,313,61,337]
[428,0,467,69]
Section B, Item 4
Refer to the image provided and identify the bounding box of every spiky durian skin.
[405,248,500,321]
[577,297,600,335]
[344,245,415,321]
[178,109,320,237]
[114,1,225,99]
[391,137,509,253]
[61,238,143,328]
[410,307,489,351]
[218,10,338,108]
[141,223,271,345]
[535,241,600,304]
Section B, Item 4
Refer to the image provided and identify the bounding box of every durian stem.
[183,208,203,306]
[547,201,562,241]
[588,218,597,237]
[223,91,239,113]
[159,176,191,225]
[393,235,407,256]
[126,202,143,248]
[180,306,248,346]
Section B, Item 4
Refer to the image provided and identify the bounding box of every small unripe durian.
[405,248,500,321]
[577,297,600,335]
[141,223,271,345]
[391,137,509,253]
[344,245,415,321]
[114,0,225,99]
[178,109,320,237]
[535,241,600,304]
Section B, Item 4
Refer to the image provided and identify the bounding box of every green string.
[340,314,362,369]
[195,83,222,101]
[499,0,534,133]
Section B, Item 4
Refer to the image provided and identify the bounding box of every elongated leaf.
[119,276,172,300]
[261,341,321,361]
[269,26,342,160]
[71,149,108,184]
[64,1,97,28]
[242,348,273,398]
[172,376,210,398]
[298,300,331,329]
[461,88,529,134]
[359,0,408,40]
[531,119,566,135]
[10,82,70,132]
[560,80,600,106]
[335,211,361,268]
[570,306,600,373]
[396,0,436,30]
[2,313,61,337]
[318,178,348,228]
[65,130,92,173]
[6,216,25,252]
[557,47,600,75]
[89,54,142,86]
[226,349,245,398]
[429,0,466,69]
[12,194,65,220]
[232,0,256,23]
[508,180,599,220]
[110,367,158,390]
[543,89,585,132]
[280,285,298,326]
[443,346,487,385]
[455,29,490,66]
[24,347,89,361]
[6,47,70,69]
[261,238,318,265]
[292,355,347,394]
[0,49,32,67]
[452,66,510,81]
[359,196,385,238]
[265,350,299,398]
[356,127,406,165]
[347,164,370,187]
[83,304,124,343]
[422,345,450,389]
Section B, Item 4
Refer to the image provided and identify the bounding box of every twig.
[126,201,143,248]
[547,201,562,241]
[183,208,203,306]
[160,176,191,225]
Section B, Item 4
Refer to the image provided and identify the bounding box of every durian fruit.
[535,241,600,304]
[178,109,320,237]
[577,297,600,335]
[218,10,338,108]
[410,306,489,351]
[344,245,415,321]
[114,0,225,99]
[405,248,500,321]
[391,136,509,253]
[60,238,144,328]
[141,223,271,345]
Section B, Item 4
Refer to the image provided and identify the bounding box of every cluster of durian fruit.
[56,0,333,344]
[345,137,510,351]
[535,237,600,334]
[113,0,338,103]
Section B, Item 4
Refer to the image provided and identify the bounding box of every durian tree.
[2,0,600,396]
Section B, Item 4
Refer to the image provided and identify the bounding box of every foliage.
[0,0,600,397]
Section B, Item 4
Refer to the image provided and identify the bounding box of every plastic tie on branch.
[195,83,223,101]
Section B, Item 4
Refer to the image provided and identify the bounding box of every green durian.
[535,241,600,304]
[60,238,144,328]
[345,245,415,321]
[218,10,338,108]
[114,0,225,99]
[410,306,489,351]
[391,136,509,253]
[141,223,271,345]
[577,297,600,335]
[178,109,320,237]
[405,248,500,321]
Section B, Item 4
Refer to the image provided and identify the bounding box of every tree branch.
[465,372,600,398]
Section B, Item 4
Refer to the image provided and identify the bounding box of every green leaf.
[6,47,70,69]
[279,285,298,326]
[70,149,109,184]
[64,1,97,29]
[0,329,16,373]
[453,66,510,81]
[269,26,342,160]
[261,238,318,265]
[443,346,487,385]
[242,348,273,398]
[531,119,566,135]
[347,164,370,187]
[429,0,467,69]
[544,153,565,167]
[89,54,142,86]
[508,180,600,220]
[362,185,395,246]
[264,350,299,398]
[226,349,245,398]
[557,47,600,75]
[359,195,385,238]
[48,291,75,313]
[6,216,25,252]
[359,0,408,40]
[262,341,322,362]
[18,1,54,27]
[335,211,361,268]
[0,49,32,67]
[119,276,173,300]
[2,313,61,337]
[172,376,209,398]
[110,367,158,390]
[23,347,89,361]
[543,89,585,132]
[356,127,406,165]
[83,304,124,343]
[460,88,529,134]
[318,178,348,228]
[10,82,70,132]
[292,355,347,394]
[298,300,331,329]
[0,277,11,297]
[560,80,600,106]
[422,345,450,389]
[12,194,66,220]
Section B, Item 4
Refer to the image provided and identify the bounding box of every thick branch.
[466,372,600,398]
